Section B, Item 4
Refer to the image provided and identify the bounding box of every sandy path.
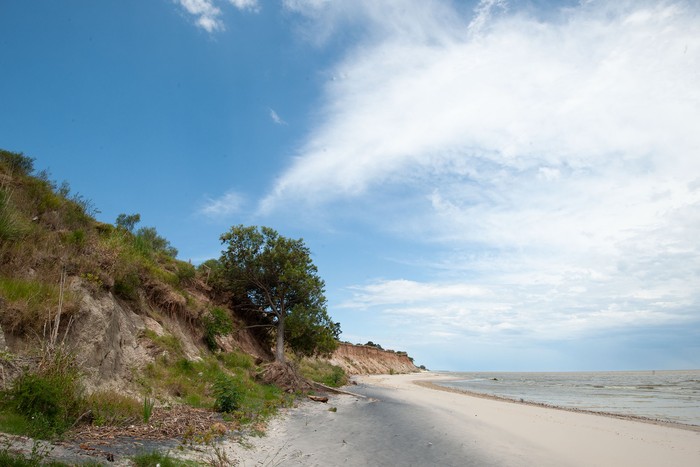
[233,372,700,467]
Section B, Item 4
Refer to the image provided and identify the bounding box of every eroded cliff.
[327,342,419,375]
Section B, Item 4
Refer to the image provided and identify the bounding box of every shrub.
[212,375,241,413]
[0,189,24,241]
[3,349,83,438]
[175,262,195,285]
[134,226,178,258]
[0,149,34,176]
[114,271,140,300]
[202,307,233,351]
[66,229,86,248]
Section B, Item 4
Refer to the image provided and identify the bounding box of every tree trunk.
[275,312,285,363]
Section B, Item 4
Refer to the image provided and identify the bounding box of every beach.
[234,372,700,466]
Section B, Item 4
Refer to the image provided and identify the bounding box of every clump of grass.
[1,348,83,439]
[142,395,155,423]
[83,390,141,427]
[298,359,348,388]
[142,329,184,358]
[0,189,26,242]
[0,277,75,334]
[218,350,254,371]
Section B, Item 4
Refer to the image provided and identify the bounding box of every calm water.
[437,370,700,426]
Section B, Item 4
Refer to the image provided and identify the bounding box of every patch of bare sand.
[228,372,699,466]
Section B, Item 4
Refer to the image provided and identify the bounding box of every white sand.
[231,372,700,466]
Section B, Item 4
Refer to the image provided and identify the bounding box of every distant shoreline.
[417,378,700,432]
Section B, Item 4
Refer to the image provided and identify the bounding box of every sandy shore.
[232,372,700,466]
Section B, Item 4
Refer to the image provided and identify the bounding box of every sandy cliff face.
[327,343,419,375]
[0,277,271,392]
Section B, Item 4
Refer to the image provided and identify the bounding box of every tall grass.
[0,278,73,334]
[298,359,348,387]
[0,189,24,241]
[1,348,83,439]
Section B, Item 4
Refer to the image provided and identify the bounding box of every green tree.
[219,225,338,362]
[115,212,141,232]
[135,226,178,258]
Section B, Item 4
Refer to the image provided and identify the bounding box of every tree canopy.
[219,225,339,362]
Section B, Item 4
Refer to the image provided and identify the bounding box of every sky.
[1,0,699,371]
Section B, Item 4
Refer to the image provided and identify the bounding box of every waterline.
[436,370,700,426]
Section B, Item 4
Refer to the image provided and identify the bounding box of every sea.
[435,369,700,427]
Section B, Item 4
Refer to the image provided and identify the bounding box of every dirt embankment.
[327,343,419,375]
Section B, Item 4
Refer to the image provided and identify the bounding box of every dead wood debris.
[258,361,313,393]
[69,405,233,442]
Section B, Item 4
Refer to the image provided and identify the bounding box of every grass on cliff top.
[0,148,204,334]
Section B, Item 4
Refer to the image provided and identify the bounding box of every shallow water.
[437,369,700,426]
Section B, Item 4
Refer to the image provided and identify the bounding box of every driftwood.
[307,395,329,403]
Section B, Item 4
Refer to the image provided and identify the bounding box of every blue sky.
[1,0,699,371]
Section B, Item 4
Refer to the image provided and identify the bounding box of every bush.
[0,149,34,176]
[212,375,241,413]
[3,350,83,438]
[202,307,233,351]
[175,262,195,285]
[0,189,24,242]
[114,271,140,300]
[134,227,178,258]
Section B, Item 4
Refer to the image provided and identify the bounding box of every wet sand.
[233,372,700,466]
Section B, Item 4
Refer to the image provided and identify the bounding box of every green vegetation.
[0,277,75,334]
[0,149,34,175]
[132,451,200,467]
[139,346,290,426]
[298,359,348,388]
[84,390,141,427]
[202,307,233,351]
[219,225,340,362]
[0,149,346,464]
[1,349,83,439]
[0,450,75,467]
[212,374,241,413]
[142,395,155,423]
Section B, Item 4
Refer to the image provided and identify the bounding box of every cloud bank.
[266,0,700,366]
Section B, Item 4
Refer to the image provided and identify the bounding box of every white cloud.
[264,0,700,357]
[228,0,259,12]
[269,108,287,125]
[176,0,259,32]
[199,191,244,219]
[177,0,223,32]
